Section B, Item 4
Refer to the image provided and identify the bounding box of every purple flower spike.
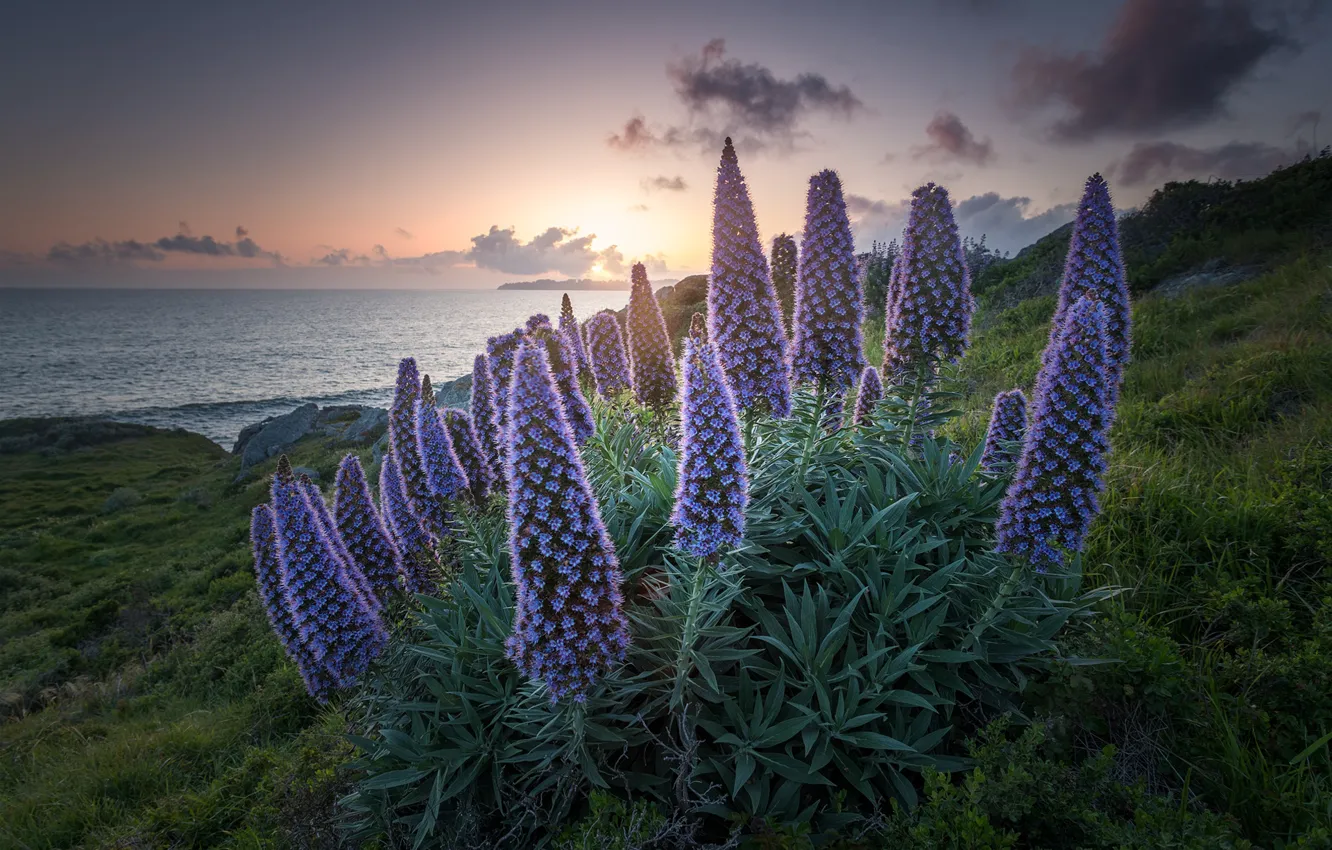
[487,327,527,432]
[792,170,865,393]
[379,452,440,594]
[470,353,503,480]
[708,137,792,416]
[689,311,708,342]
[529,324,596,444]
[444,408,495,502]
[672,337,749,557]
[302,475,383,619]
[526,313,552,333]
[883,183,974,371]
[996,298,1114,571]
[627,263,678,409]
[252,504,333,701]
[417,397,469,511]
[334,454,404,601]
[270,456,385,688]
[770,233,798,332]
[852,366,883,428]
[1048,173,1131,401]
[980,389,1028,472]
[504,340,630,702]
[388,358,444,534]
[585,310,633,400]
[559,293,592,379]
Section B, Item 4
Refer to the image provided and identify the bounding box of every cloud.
[47,239,165,264]
[609,38,862,153]
[393,227,413,239]
[1285,109,1321,140]
[642,175,687,192]
[911,111,995,165]
[1011,0,1297,141]
[1110,138,1311,186]
[389,225,622,277]
[953,193,1076,253]
[315,247,372,266]
[42,226,282,266]
[845,193,899,219]
[638,253,671,276]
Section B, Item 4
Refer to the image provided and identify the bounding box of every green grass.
[951,254,1332,843]
[0,423,367,848]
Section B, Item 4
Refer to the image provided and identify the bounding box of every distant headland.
[497,277,678,291]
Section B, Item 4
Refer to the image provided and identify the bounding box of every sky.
[1,0,1327,289]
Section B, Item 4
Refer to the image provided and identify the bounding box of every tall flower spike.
[420,374,437,409]
[672,337,749,557]
[252,504,333,701]
[770,233,798,332]
[388,358,445,534]
[271,456,385,688]
[559,293,592,378]
[708,137,792,416]
[526,313,551,333]
[980,390,1028,472]
[334,454,404,601]
[379,452,440,594]
[881,252,907,377]
[470,353,502,477]
[417,399,470,509]
[1048,173,1131,401]
[852,366,883,428]
[792,169,865,393]
[302,475,382,617]
[626,263,678,409]
[486,327,526,432]
[883,183,973,371]
[444,408,495,502]
[584,310,632,400]
[996,298,1114,571]
[504,340,630,702]
[529,324,596,444]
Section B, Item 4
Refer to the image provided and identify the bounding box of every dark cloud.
[1110,139,1311,186]
[642,175,687,192]
[47,239,165,264]
[178,221,193,237]
[609,39,862,153]
[845,193,898,219]
[393,227,413,239]
[1011,0,1296,141]
[911,111,995,165]
[954,193,1076,253]
[1285,109,1321,140]
[315,247,372,266]
[43,227,282,266]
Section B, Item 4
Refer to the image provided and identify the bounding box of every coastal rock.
[431,373,473,409]
[237,403,320,471]
[316,405,387,444]
[1155,261,1260,299]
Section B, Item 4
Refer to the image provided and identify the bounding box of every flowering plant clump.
[388,358,444,535]
[251,504,333,701]
[270,456,385,691]
[379,452,440,593]
[416,397,470,518]
[770,232,798,331]
[528,323,596,445]
[851,366,883,427]
[444,408,495,502]
[792,169,865,393]
[526,313,551,333]
[334,454,404,601]
[625,262,678,409]
[584,310,632,400]
[980,389,1028,472]
[503,340,630,702]
[883,183,973,374]
[470,353,503,479]
[707,137,792,416]
[559,293,591,379]
[672,336,748,557]
[997,298,1114,571]
[1047,173,1132,400]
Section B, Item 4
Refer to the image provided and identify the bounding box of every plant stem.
[797,381,826,485]
[671,558,712,710]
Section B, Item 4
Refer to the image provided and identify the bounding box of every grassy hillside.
[0,424,364,848]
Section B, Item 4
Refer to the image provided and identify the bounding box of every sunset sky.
[2,0,1327,288]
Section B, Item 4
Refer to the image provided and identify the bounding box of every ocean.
[0,288,632,446]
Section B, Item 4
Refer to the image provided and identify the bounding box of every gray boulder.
[316,405,387,444]
[432,373,473,410]
[238,402,320,471]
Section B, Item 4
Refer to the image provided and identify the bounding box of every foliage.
[343,388,1106,846]
[858,239,899,322]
